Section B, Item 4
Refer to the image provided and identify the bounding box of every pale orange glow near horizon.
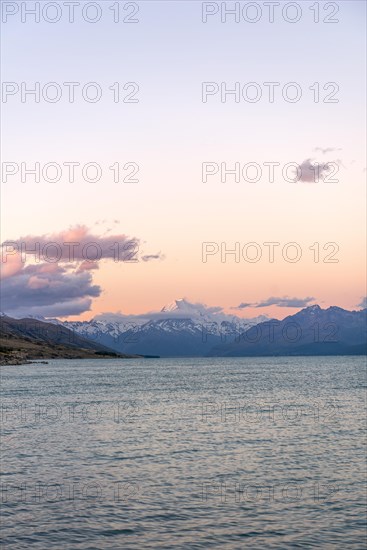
[1,1,366,321]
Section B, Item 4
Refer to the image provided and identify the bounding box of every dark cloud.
[233,297,315,309]
[255,296,315,308]
[1,225,163,318]
[358,297,367,309]
[1,263,101,318]
[2,225,162,263]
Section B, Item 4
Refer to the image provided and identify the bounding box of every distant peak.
[161,298,189,312]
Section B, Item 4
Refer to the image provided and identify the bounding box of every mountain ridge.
[207,306,367,357]
[57,300,366,358]
[0,315,140,365]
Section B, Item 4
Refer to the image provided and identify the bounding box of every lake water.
[1,356,366,549]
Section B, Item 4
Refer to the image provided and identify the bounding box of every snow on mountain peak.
[161,299,185,312]
[162,298,197,312]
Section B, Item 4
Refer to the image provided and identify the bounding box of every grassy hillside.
[0,316,139,365]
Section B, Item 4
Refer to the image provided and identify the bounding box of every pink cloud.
[2,225,162,264]
[0,225,163,318]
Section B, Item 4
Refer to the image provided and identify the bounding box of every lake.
[1,356,366,548]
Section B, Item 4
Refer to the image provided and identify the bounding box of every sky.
[1,0,366,320]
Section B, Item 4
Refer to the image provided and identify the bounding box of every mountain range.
[208,305,367,357]
[60,299,366,358]
[60,299,269,357]
[1,300,365,360]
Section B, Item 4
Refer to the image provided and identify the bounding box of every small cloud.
[255,296,315,308]
[232,302,253,309]
[297,158,334,182]
[141,253,164,262]
[357,297,367,309]
[76,260,99,273]
[313,147,342,154]
[233,297,315,309]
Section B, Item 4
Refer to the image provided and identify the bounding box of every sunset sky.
[1,0,366,320]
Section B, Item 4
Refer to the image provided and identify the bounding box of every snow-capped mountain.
[15,301,366,357]
[161,299,187,313]
[61,299,270,357]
